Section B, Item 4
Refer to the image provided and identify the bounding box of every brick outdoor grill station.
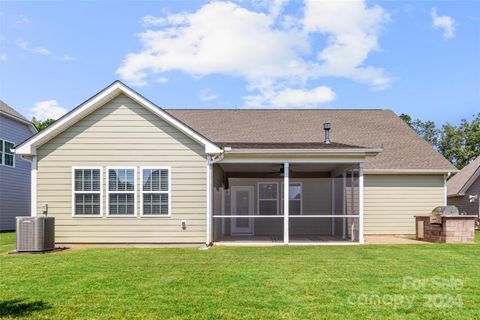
[416,213,476,244]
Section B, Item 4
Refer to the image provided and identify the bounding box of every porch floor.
[214,235,356,245]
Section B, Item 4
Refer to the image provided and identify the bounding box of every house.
[447,156,480,221]
[0,101,37,231]
[15,81,457,245]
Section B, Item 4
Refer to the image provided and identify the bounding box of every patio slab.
[364,235,430,244]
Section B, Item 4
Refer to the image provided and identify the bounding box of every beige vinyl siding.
[364,174,445,235]
[36,94,207,243]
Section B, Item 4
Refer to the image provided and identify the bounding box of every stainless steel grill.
[430,206,459,224]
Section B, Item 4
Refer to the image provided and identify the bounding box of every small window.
[288,183,302,215]
[108,168,136,216]
[141,167,170,216]
[258,182,279,215]
[0,140,15,167]
[73,168,102,216]
[281,182,303,215]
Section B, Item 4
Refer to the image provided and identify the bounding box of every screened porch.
[211,162,363,245]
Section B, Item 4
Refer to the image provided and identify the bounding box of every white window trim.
[140,166,172,217]
[106,166,137,217]
[71,166,103,217]
[1,139,16,168]
[257,182,279,216]
[281,182,303,215]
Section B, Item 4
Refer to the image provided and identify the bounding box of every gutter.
[365,169,459,175]
[222,147,383,156]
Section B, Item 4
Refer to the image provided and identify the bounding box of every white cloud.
[117,0,391,107]
[30,100,67,120]
[431,8,455,40]
[16,39,75,61]
[303,0,391,89]
[245,85,335,108]
[14,14,29,26]
[155,77,169,84]
[16,39,51,55]
[199,89,218,101]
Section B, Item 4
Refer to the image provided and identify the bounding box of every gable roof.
[447,156,480,196]
[15,81,222,155]
[0,100,37,133]
[167,109,457,172]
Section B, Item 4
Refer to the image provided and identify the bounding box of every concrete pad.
[364,235,430,244]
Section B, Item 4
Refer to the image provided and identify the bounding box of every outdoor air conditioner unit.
[16,217,55,252]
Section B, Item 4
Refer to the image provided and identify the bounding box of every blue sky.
[0,0,478,124]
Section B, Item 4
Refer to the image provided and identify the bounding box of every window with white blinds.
[108,168,136,216]
[73,168,102,216]
[141,167,170,216]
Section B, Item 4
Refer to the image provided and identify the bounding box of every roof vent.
[323,122,331,144]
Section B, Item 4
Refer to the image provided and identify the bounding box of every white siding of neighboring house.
[0,115,34,230]
[36,94,208,243]
[364,174,445,234]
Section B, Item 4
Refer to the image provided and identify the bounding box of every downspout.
[20,154,37,217]
[444,172,451,206]
[206,151,224,247]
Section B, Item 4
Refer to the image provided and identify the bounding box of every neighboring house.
[0,100,37,231]
[16,81,457,245]
[447,156,480,220]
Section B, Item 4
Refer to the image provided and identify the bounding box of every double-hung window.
[287,183,302,215]
[141,167,170,216]
[108,167,136,216]
[73,168,102,216]
[281,182,303,215]
[258,182,279,215]
[0,140,15,167]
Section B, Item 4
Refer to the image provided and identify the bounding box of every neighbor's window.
[0,140,15,167]
[73,168,101,216]
[108,168,136,216]
[142,167,170,216]
[258,182,279,215]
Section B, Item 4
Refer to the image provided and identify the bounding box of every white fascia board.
[364,169,458,175]
[15,81,222,156]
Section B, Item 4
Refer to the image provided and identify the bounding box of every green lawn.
[1,232,479,319]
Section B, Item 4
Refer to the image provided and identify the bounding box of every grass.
[1,232,479,319]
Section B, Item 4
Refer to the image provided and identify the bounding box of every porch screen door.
[231,186,254,235]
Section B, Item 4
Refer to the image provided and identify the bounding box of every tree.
[400,113,480,169]
[32,117,56,131]
[399,113,440,147]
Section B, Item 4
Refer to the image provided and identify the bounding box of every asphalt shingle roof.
[0,100,29,121]
[166,109,457,171]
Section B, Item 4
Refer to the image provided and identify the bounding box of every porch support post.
[31,155,37,217]
[359,163,364,244]
[342,172,346,239]
[206,159,213,245]
[283,162,289,244]
[331,174,335,236]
